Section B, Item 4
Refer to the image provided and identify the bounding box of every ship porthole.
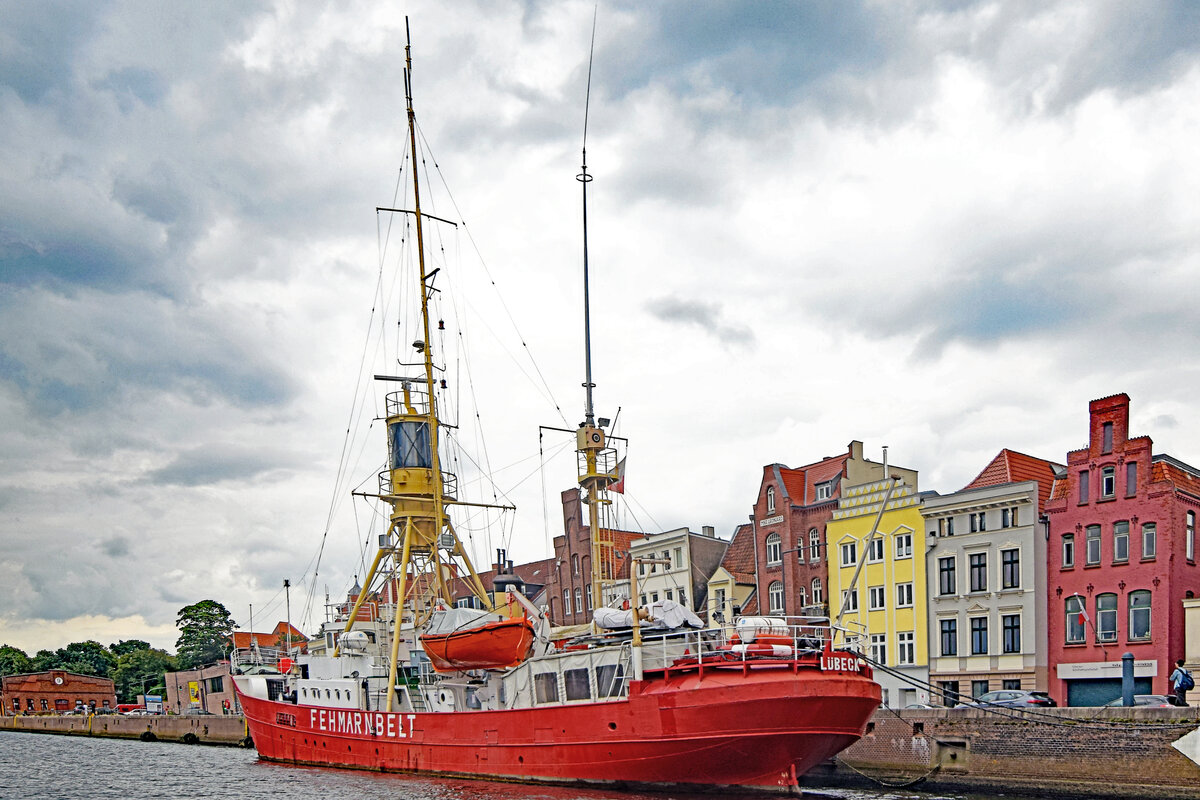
[518,756,523,763]
[608,722,616,730]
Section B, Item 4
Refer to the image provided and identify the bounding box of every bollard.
[1121,652,1135,706]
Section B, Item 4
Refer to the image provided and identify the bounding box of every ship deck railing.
[638,616,865,674]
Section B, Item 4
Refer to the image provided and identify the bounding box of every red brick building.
[546,489,641,626]
[753,441,917,617]
[2,670,116,715]
[1044,393,1200,705]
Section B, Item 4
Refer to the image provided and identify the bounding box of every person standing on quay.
[1169,659,1192,706]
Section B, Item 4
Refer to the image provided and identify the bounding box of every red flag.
[611,457,626,494]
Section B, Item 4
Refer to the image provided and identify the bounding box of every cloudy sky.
[3,0,1199,654]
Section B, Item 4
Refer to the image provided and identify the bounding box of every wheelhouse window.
[1065,595,1086,644]
[1086,525,1101,565]
[1141,523,1156,559]
[1062,533,1075,567]
[970,617,988,655]
[534,673,560,704]
[969,552,987,592]
[564,668,591,701]
[1001,548,1020,589]
[1128,590,1151,640]
[938,557,956,595]
[1002,614,1021,653]
[1113,521,1129,562]
[940,618,957,656]
[1096,593,1118,642]
[768,580,784,614]
[765,532,781,565]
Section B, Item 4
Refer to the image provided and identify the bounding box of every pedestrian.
[1169,658,1193,707]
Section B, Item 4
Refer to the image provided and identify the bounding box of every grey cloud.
[145,445,280,487]
[1150,414,1179,429]
[646,296,755,347]
[99,536,131,558]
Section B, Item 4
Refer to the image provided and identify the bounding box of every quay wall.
[0,714,249,746]
[815,706,1200,799]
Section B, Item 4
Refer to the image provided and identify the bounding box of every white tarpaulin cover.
[424,606,495,636]
[593,600,704,631]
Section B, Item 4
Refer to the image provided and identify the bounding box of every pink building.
[1044,393,1200,705]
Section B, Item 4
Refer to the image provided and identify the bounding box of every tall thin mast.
[578,16,597,427]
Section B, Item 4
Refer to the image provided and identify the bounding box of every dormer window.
[815,481,833,501]
[766,486,776,514]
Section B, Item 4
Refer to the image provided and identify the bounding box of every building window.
[868,585,886,610]
[867,538,884,562]
[768,581,784,614]
[678,588,686,609]
[574,588,583,615]
[939,680,960,707]
[841,589,859,613]
[1096,593,1118,642]
[766,486,776,514]
[968,512,986,532]
[869,633,887,665]
[1102,421,1113,453]
[938,557,956,595]
[1126,461,1137,497]
[1129,590,1151,640]
[40,699,48,711]
[895,533,912,559]
[1079,470,1089,504]
[586,585,593,611]
[896,582,913,608]
[1002,614,1021,653]
[969,552,987,592]
[1062,533,1075,568]
[940,618,958,656]
[563,589,572,615]
[1142,523,1157,559]
[1001,508,1011,528]
[797,587,806,607]
[815,481,834,501]
[1188,511,1196,562]
[1003,679,1022,690]
[572,554,579,575]
[970,617,988,654]
[897,632,915,665]
[1066,595,1086,644]
[1086,525,1101,565]
[809,529,821,561]
[1101,466,1116,498]
[840,541,857,566]
[811,577,823,604]
[1113,521,1129,562]
[765,532,781,565]
[1001,548,1020,589]
[945,517,956,536]
[972,680,990,699]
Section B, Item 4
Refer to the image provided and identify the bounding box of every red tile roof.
[1153,458,1200,498]
[719,523,757,581]
[775,453,850,506]
[963,449,1063,512]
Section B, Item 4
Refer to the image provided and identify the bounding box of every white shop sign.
[1056,659,1157,679]
[759,515,785,526]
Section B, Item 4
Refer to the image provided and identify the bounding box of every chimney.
[848,440,864,461]
[702,525,715,537]
[882,445,889,479]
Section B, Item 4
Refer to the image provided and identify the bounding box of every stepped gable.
[963,448,1062,512]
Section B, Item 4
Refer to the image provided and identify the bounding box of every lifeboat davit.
[419,606,536,672]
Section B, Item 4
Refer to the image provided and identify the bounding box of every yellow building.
[826,477,930,708]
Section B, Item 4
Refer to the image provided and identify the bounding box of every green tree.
[0,644,33,677]
[32,649,60,671]
[175,600,237,669]
[58,640,117,677]
[112,648,176,703]
[109,639,152,657]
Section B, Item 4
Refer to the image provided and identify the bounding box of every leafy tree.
[0,644,33,677]
[175,600,237,669]
[26,641,116,677]
[113,648,176,703]
[109,639,152,657]
[32,649,61,671]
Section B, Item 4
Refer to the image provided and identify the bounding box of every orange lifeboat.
[419,608,536,672]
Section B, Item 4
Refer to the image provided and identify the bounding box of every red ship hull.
[420,616,536,672]
[237,660,880,791]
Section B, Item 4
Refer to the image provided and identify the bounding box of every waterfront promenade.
[0,712,249,746]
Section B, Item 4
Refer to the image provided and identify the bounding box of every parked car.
[1103,694,1173,708]
[122,708,153,716]
[904,703,938,709]
[181,708,215,716]
[953,690,1056,709]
